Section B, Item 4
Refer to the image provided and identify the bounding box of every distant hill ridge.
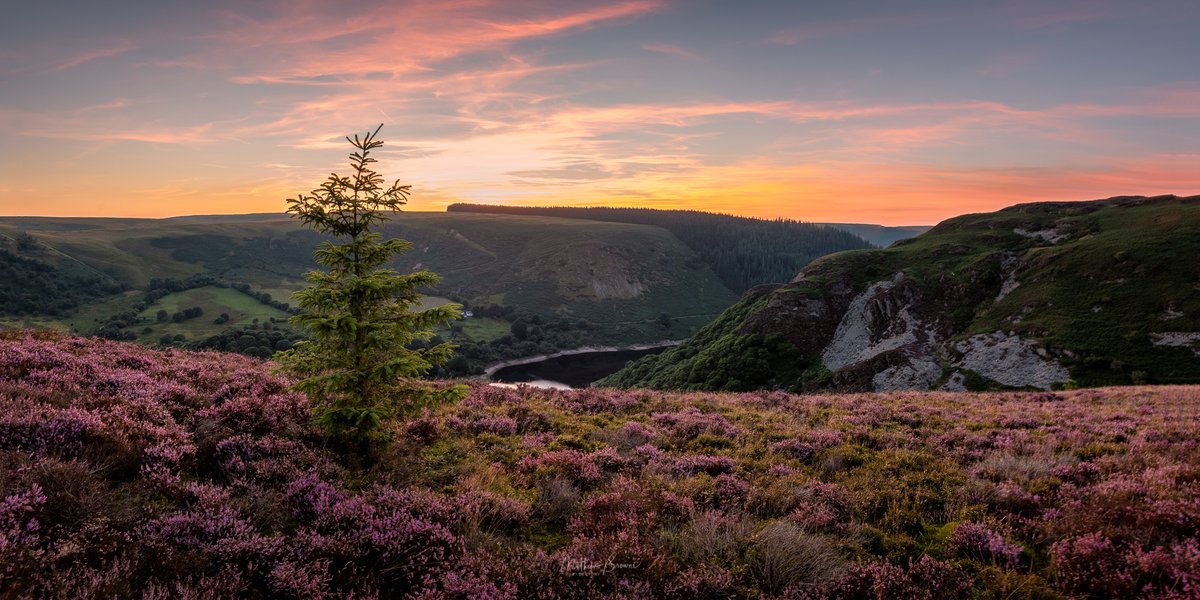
[447,203,886,291]
[602,195,1200,391]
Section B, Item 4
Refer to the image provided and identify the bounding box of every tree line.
[0,233,124,316]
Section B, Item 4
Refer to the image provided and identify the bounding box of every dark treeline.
[447,204,871,291]
[0,234,123,316]
[229,282,299,314]
[189,319,305,358]
[144,275,218,303]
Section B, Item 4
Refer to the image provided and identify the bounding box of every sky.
[1,0,1198,225]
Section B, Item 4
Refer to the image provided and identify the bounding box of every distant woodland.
[0,233,123,316]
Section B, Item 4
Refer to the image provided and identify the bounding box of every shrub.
[748,520,842,594]
[1051,532,1135,598]
[825,555,972,600]
[660,509,753,565]
[946,522,1023,566]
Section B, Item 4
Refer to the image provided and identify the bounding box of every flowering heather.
[769,429,844,461]
[1,331,1199,598]
[946,522,1023,566]
[652,406,741,441]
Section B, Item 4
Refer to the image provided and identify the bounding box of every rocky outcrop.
[951,332,1069,390]
[606,195,1200,393]
[817,272,944,391]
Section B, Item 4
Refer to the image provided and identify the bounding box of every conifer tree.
[275,124,461,445]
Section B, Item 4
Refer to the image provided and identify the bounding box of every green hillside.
[447,204,874,291]
[0,212,739,351]
[602,195,1200,391]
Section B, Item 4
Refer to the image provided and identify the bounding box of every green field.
[133,286,292,344]
[455,317,512,342]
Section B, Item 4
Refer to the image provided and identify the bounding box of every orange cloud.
[4,1,1197,225]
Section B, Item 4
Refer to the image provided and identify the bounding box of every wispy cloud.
[54,39,137,71]
[641,43,705,62]
[1,0,1197,221]
[768,13,949,45]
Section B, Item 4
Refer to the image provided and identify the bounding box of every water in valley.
[489,345,671,389]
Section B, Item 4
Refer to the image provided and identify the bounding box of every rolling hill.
[602,195,1200,392]
[446,204,887,291]
[0,212,741,347]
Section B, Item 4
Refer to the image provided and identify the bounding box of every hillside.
[2,332,1197,598]
[0,212,741,349]
[447,204,877,291]
[0,230,124,316]
[603,195,1200,392]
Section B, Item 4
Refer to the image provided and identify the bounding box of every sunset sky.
[1,1,1198,225]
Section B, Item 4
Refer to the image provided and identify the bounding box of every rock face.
[810,272,1067,391]
[822,273,924,371]
[818,272,945,391]
[952,332,1068,390]
[603,195,1200,392]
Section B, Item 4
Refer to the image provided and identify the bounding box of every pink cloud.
[202,0,663,83]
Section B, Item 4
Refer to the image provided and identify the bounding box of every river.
[487,342,678,389]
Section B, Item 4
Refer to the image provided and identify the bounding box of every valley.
[0,209,921,376]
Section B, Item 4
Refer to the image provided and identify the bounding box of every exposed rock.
[1150,332,1200,347]
[1014,227,1068,243]
[1159,305,1184,321]
[952,332,1068,390]
[822,273,922,371]
[815,272,947,391]
[591,277,645,299]
[994,253,1020,303]
[872,356,942,391]
[939,371,967,392]
[605,196,1200,393]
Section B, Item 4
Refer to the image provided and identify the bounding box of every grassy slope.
[0,212,737,345]
[605,196,1200,390]
[131,286,293,344]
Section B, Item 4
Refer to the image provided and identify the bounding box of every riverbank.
[481,340,684,377]
[482,340,683,389]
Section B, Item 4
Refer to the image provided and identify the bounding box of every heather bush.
[769,429,844,461]
[824,555,972,600]
[1,332,1198,598]
[652,407,740,441]
[946,522,1023,566]
[1051,532,1136,597]
[672,453,738,477]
